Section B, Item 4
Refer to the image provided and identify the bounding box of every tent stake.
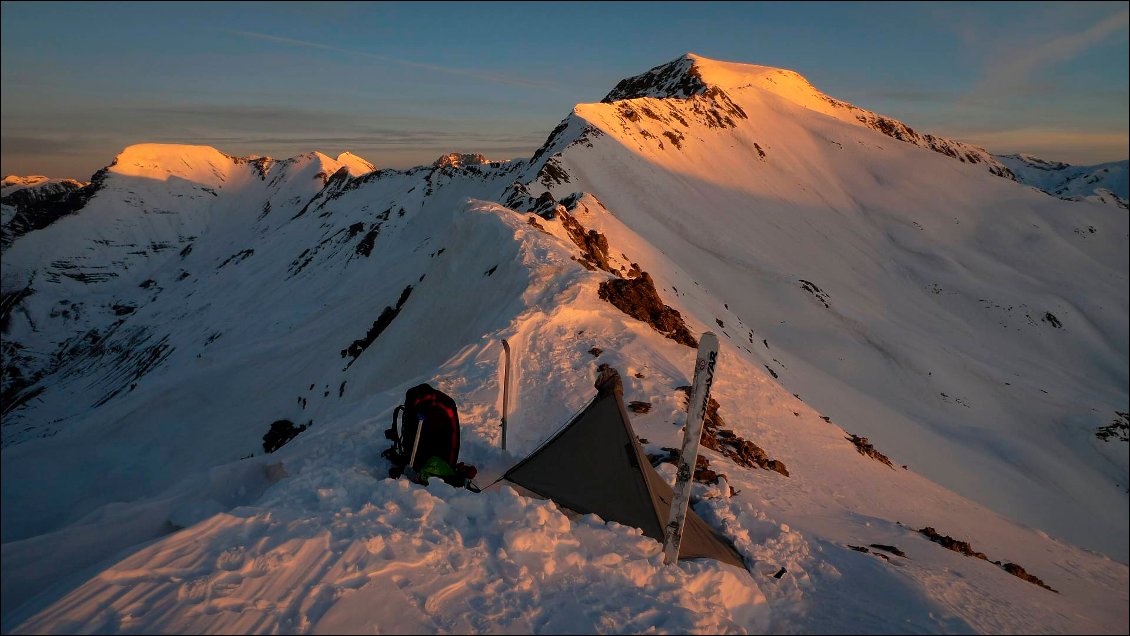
[501,338,511,450]
[663,332,720,565]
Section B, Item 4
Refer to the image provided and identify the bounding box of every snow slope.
[527,53,1129,562]
[2,54,1127,634]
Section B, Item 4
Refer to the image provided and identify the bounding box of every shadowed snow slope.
[1,54,1126,634]
[996,153,1128,208]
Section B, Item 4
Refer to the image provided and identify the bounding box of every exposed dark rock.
[1,286,34,333]
[918,527,1057,592]
[217,249,254,269]
[677,386,788,476]
[870,544,906,557]
[848,545,892,561]
[433,153,489,169]
[537,157,571,186]
[1042,312,1062,329]
[530,121,570,167]
[341,285,413,367]
[263,419,308,453]
[355,227,381,257]
[799,279,830,308]
[527,216,547,232]
[1,173,102,247]
[589,346,603,357]
[598,273,697,347]
[846,433,895,468]
[628,401,651,414]
[662,131,684,150]
[1001,562,1057,592]
[648,447,725,487]
[850,113,1015,179]
[1096,411,1129,442]
[602,56,709,102]
[560,209,613,273]
[918,526,987,558]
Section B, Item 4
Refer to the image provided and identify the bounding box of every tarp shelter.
[501,368,746,569]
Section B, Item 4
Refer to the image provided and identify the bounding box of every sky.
[1,1,1127,180]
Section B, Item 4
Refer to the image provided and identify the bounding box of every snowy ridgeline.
[1,54,1127,634]
[995,153,1128,208]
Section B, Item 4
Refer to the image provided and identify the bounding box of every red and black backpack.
[383,383,460,475]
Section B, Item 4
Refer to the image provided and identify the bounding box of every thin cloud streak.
[973,7,1129,95]
[228,29,559,90]
[951,127,1129,164]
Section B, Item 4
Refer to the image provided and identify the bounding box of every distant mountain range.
[995,153,1127,208]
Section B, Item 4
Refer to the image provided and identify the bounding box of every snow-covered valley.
[2,54,1127,634]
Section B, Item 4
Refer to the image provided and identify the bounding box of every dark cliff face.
[1,174,105,248]
[433,153,490,169]
[602,56,708,103]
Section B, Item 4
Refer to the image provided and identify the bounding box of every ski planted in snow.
[501,338,512,450]
[662,332,720,565]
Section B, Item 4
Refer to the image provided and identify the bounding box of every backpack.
[382,384,477,489]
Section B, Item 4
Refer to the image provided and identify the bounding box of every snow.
[1,53,1127,634]
[335,151,377,177]
[1,175,88,198]
[552,62,1129,563]
[996,153,1128,206]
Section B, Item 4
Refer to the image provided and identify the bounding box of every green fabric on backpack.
[417,456,456,485]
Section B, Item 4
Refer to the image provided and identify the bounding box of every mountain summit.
[1,54,1126,634]
[598,53,1012,178]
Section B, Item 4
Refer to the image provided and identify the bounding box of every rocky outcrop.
[433,153,490,169]
[846,433,895,468]
[677,386,789,477]
[918,526,1057,592]
[602,55,708,102]
[598,273,697,348]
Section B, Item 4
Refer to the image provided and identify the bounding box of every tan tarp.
[503,383,746,569]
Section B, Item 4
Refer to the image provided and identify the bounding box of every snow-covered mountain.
[2,53,1126,634]
[1,175,88,197]
[1,175,91,248]
[996,153,1128,208]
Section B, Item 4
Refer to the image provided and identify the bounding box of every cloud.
[975,7,1129,93]
[950,127,1129,163]
[0,135,106,157]
[228,30,559,90]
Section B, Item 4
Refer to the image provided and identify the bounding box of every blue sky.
[2,1,1127,179]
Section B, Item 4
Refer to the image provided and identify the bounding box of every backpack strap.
[389,405,404,454]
